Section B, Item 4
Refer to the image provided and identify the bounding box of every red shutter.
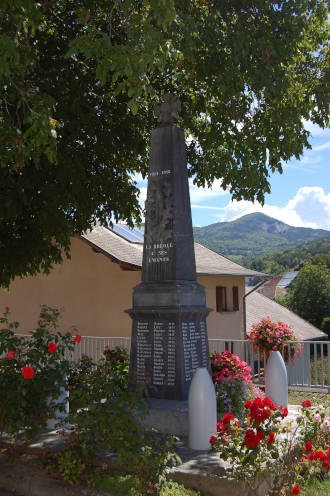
[233,286,239,311]
[216,286,223,312]
[216,286,227,312]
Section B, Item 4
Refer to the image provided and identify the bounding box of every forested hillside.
[245,237,330,274]
[193,213,330,264]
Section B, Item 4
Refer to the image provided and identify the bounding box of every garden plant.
[248,317,302,363]
[210,397,330,496]
[210,349,263,419]
[0,305,75,445]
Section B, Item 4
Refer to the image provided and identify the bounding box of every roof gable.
[80,224,266,277]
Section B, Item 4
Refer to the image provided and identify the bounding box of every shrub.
[0,305,74,445]
[321,317,330,338]
[210,397,330,496]
[210,350,262,418]
[60,351,179,494]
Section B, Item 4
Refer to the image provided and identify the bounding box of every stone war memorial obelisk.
[127,94,211,402]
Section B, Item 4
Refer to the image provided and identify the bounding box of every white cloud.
[313,140,330,152]
[188,178,228,204]
[216,187,330,230]
[138,187,147,202]
[302,119,330,138]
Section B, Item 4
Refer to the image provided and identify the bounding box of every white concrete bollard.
[46,362,69,430]
[265,351,288,408]
[188,367,217,450]
[46,383,69,430]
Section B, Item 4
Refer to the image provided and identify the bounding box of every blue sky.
[135,121,330,230]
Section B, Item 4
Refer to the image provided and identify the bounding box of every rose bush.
[210,350,263,418]
[0,305,74,444]
[248,317,301,363]
[50,348,179,493]
[210,397,330,496]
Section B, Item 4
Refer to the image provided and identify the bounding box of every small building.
[258,271,300,300]
[0,226,325,344]
[0,225,264,342]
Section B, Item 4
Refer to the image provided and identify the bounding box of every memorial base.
[143,398,189,437]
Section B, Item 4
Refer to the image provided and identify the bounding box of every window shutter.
[216,286,227,312]
[233,286,239,311]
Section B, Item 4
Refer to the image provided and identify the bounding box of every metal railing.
[66,336,131,362]
[8,334,330,391]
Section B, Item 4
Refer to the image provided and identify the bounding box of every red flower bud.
[22,366,35,379]
[48,342,57,353]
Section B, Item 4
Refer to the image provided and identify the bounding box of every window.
[233,286,239,311]
[216,286,227,312]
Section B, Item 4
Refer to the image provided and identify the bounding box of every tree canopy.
[283,264,330,330]
[0,0,329,287]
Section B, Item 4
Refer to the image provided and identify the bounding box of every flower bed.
[210,350,263,418]
[210,397,330,496]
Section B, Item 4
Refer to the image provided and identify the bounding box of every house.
[275,271,300,298]
[0,224,264,341]
[0,225,325,342]
[246,290,326,341]
[258,271,299,300]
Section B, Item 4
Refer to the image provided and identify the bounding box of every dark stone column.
[126,94,212,401]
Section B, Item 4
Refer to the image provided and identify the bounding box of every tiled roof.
[246,290,326,341]
[259,275,282,288]
[80,225,143,268]
[80,224,266,277]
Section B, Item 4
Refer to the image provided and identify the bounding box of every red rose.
[217,422,224,432]
[256,429,264,441]
[308,453,317,461]
[22,366,35,379]
[6,350,16,360]
[267,432,275,444]
[263,397,277,411]
[244,429,261,448]
[290,486,300,495]
[315,451,327,461]
[244,401,252,409]
[222,413,234,425]
[74,334,82,343]
[322,461,330,469]
[281,407,288,418]
[209,436,217,445]
[305,441,313,453]
[48,342,57,353]
[5,306,9,312]
[301,400,312,408]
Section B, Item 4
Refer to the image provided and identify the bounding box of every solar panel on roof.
[112,224,144,243]
[277,271,299,287]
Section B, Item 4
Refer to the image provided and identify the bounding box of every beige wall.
[0,238,244,341]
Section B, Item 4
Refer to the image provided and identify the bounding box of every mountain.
[193,213,330,264]
[245,236,330,274]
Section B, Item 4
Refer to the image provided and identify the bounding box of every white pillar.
[265,351,288,408]
[46,362,69,430]
[188,367,217,450]
[46,384,69,430]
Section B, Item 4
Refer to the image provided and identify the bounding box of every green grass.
[301,477,330,496]
[288,391,330,407]
[310,356,329,386]
[93,473,200,495]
